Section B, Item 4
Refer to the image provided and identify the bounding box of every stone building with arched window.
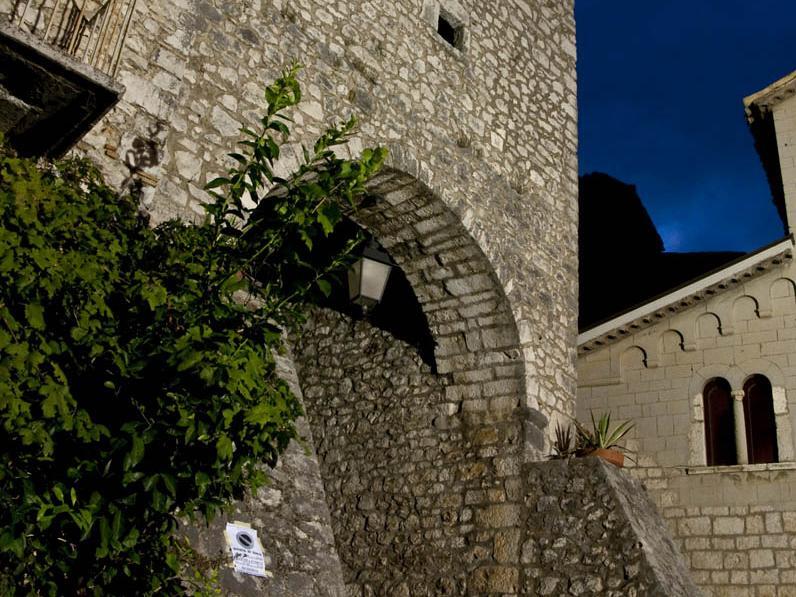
[578,69,796,597]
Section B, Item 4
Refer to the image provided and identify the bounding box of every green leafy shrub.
[0,65,386,594]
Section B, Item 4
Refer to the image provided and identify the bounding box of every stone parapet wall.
[634,465,796,597]
[294,303,695,594]
[521,458,698,596]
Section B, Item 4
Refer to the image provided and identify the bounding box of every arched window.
[703,378,736,466]
[743,375,779,464]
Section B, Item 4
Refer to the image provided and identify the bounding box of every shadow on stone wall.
[293,307,465,594]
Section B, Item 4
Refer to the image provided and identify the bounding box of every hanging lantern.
[348,239,394,309]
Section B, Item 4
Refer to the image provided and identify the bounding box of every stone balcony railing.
[5,0,137,76]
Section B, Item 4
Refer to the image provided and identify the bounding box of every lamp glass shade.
[348,256,392,307]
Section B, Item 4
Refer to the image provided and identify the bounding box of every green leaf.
[165,551,179,572]
[177,350,204,371]
[161,474,177,497]
[316,278,332,298]
[143,474,159,491]
[142,283,168,310]
[112,508,123,541]
[130,435,145,468]
[70,326,88,342]
[0,531,23,557]
[25,303,45,330]
[99,517,110,551]
[122,471,144,485]
[195,472,210,497]
[205,176,231,189]
[316,211,333,235]
[216,435,234,460]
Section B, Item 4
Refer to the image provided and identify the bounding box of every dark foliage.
[0,65,386,594]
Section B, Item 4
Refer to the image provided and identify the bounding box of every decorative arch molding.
[695,312,722,339]
[712,302,736,335]
[770,276,796,297]
[333,139,564,422]
[755,288,774,318]
[670,316,698,351]
[732,294,760,322]
[619,345,647,378]
[688,364,740,399]
[737,358,787,389]
[658,329,685,354]
[770,276,796,315]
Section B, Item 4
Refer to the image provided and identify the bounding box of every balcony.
[0,0,136,157]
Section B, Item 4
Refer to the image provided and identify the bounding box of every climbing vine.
[0,65,386,594]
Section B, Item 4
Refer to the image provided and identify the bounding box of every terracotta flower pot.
[592,448,624,468]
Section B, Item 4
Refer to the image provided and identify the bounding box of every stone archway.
[291,164,537,595]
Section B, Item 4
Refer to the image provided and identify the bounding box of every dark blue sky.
[577,0,796,252]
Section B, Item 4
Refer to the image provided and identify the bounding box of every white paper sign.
[224,522,267,577]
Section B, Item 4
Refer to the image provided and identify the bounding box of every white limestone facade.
[578,245,796,596]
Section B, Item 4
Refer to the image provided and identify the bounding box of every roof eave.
[744,70,796,116]
[743,70,796,234]
[577,237,794,354]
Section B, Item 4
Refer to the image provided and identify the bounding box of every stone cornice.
[744,69,796,117]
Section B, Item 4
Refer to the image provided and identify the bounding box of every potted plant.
[573,411,634,468]
[548,421,575,460]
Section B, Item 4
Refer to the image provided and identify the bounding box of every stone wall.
[578,256,796,596]
[635,465,796,597]
[293,306,527,594]
[294,304,696,595]
[521,458,698,597]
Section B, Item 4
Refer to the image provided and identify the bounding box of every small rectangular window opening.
[437,13,461,48]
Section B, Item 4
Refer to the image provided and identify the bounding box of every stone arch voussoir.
[289,154,535,595]
[360,164,527,418]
